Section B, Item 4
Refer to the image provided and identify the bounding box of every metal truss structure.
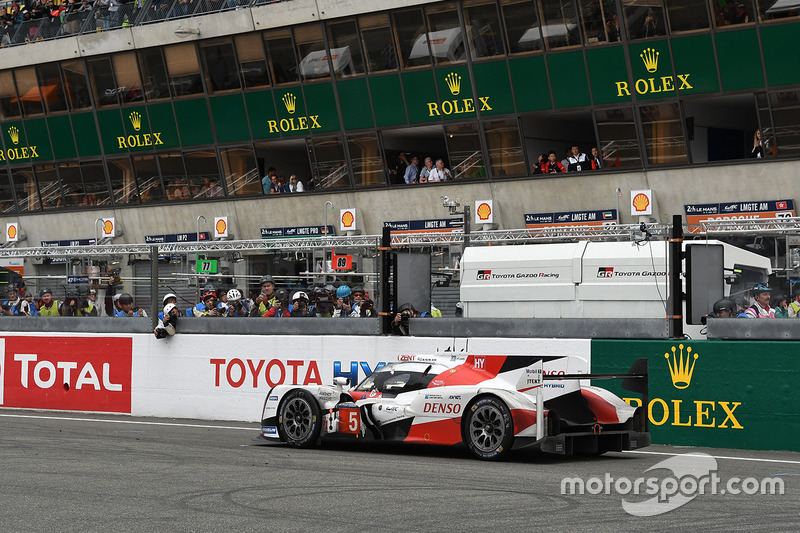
[701,217,800,236]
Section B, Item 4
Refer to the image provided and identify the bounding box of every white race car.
[259,353,649,460]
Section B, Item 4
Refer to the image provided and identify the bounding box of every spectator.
[288,174,304,193]
[561,148,570,170]
[709,298,735,318]
[567,145,594,172]
[224,288,251,317]
[158,293,178,321]
[333,285,358,318]
[455,301,464,317]
[419,157,434,181]
[391,152,410,185]
[114,293,147,317]
[261,167,277,195]
[403,155,420,184]
[38,287,60,316]
[2,284,22,315]
[250,275,279,317]
[78,288,99,316]
[532,153,546,175]
[268,174,281,194]
[195,292,223,317]
[428,158,451,182]
[289,291,311,317]
[590,147,603,170]
[750,129,765,159]
[773,294,790,318]
[278,175,289,194]
[742,283,774,318]
[154,302,180,338]
[789,289,800,318]
[542,151,566,173]
[391,303,418,335]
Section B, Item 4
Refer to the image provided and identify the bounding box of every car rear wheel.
[462,396,514,460]
[277,390,321,448]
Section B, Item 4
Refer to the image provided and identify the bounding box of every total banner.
[591,339,799,452]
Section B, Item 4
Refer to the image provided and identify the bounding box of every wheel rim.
[282,397,314,441]
[469,404,506,453]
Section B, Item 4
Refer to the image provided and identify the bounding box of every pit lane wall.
[591,340,800,452]
[0,332,590,423]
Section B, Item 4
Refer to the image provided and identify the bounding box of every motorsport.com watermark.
[560,453,784,516]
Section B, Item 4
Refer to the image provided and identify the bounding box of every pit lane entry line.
[0,412,254,431]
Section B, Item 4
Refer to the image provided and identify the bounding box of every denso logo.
[423,402,462,415]
[0,336,132,413]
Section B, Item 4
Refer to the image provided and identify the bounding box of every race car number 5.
[341,408,360,434]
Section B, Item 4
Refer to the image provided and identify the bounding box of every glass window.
[164,43,203,98]
[264,29,299,85]
[639,103,688,165]
[14,67,44,116]
[87,57,119,107]
[138,48,171,101]
[756,93,774,155]
[425,2,466,65]
[381,125,447,185]
[308,136,350,190]
[712,0,755,27]
[200,38,241,93]
[0,70,20,119]
[539,0,581,50]
[184,149,223,199]
[0,169,15,215]
[295,24,330,82]
[666,0,710,32]
[113,52,145,104]
[770,90,800,157]
[445,123,486,180]
[484,118,526,176]
[757,0,800,22]
[464,0,505,59]
[326,20,365,78]
[10,167,39,212]
[235,33,270,89]
[107,156,139,205]
[254,138,313,193]
[35,164,61,210]
[595,107,643,168]
[393,9,431,69]
[80,160,111,206]
[132,155,164,203]
[61,60,91,110]
[501,0,543,54]
[360,14,398,73]
[158,152,190,201]
[624,1,667,40]
[220,145,260,196]
[35,64,67,114]
[580,0,622,44]
[347,134,385,187]
[58,162,84,208]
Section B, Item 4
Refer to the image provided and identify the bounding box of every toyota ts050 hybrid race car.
[259,353,650,460]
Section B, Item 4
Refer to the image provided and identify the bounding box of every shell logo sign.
[101,217,115,237]
[474,200,493,223]
[630,189,653,216]
[214,217,228,239]
[6,223,18,242]
[340,209,357,232]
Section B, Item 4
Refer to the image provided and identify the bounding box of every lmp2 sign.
[615,47,692,97]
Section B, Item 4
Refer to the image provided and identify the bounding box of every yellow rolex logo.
[444,72,461,96]
[8,126,19,145]
[282,93,297,114]
[640,47,659,73]
[129,111,142,132]
[665,344,698,390]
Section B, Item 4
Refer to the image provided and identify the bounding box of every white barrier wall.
[0,333,590,423]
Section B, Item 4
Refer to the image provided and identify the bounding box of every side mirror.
[333,376,351,387]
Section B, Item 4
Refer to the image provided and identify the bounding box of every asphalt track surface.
[1,409,797,533]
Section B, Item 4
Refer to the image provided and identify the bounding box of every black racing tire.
[462,396,515,460]
[277,389,322,448]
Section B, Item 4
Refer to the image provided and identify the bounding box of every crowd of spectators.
[708,284,800,320]
[532,145,605,175]
[391,153,454,184]
[261,167,310,195]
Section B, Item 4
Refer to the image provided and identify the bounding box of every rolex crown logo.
[640,47,659,73]
[282,93,297,114]
[129,111,142,132]
[8,126,19,145]
[444,72,461,96]
[665,344,698,390]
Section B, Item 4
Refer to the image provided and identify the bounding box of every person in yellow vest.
[788,288,800,318]
[38,287,60,316]
[78,288,99,316]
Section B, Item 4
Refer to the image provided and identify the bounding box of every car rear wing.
[534,358,649,439]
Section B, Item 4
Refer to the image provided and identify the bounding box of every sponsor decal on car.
[262,426,278,436]
[423,402,462,414]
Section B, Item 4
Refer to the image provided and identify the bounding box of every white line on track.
[623,450,800,465]
[0,413,255,431]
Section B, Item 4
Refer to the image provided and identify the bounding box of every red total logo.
[0,336,132,413]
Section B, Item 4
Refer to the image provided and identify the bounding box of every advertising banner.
[384,218,463,234]
[684,199,795,233]
[525,209,617,229]
[0,336,132,413]
[591,339,799,451]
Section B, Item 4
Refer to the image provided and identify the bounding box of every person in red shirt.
[542,151,566,173]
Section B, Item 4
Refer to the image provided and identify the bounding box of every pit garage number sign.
[196,259,218,274]
[331,249,352,270]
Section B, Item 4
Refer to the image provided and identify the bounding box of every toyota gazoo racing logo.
[477,269,492,280]
[598,267,614,278]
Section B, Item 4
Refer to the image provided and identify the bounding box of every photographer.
[391,303,418,335]
[224,288,251,317]
[360,299,374,318]
[154,302,180,338]
[38,288,61,317]
[114,293,147,317]
[332,285,359,318]
[195,292,223,317]
[78,288,99,316]
[289,291,311,317]
[60,294,80,317]
[250,275,280,317]
[2,284,34,316]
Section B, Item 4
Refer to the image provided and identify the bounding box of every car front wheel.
[277,390,322,448]
[462,396,514,460]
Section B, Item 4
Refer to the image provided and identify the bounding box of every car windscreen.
[355,364,443,395]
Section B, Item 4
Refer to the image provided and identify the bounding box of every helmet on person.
[163,303,177,315]
[712,299,735,314]
[351,286,365,296]
[752,283,771,295]
[227,288,242,301]
[324,284,335,293]
[41,287,53,297]
[162,293,177,305]
[118,293,133,304]
[202,284,216,296]
[112,293,121,303]
[259,275,275,286]
[292,291,309,302]
[336,285,351,298]
[398,302,415,313]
